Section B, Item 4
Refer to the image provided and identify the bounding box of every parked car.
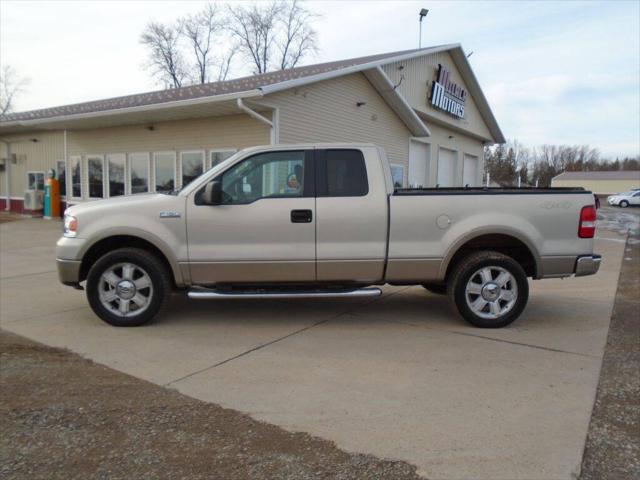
[56,144,601,329]
[607,190,640,207]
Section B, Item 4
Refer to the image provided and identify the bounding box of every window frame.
[26,171,45,191]
[315,149,369,198]
[152,151,177,193]
[208,148,237,170]
[69,155,83,200]
[127,152,151,195]
[179,150,205,189]
[85,154,105,199]
[105,153,127,198]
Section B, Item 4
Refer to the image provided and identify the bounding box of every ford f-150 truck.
[56,144,601,328]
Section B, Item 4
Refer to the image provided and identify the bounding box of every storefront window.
[27,171,45,190]
[210,150,236,169]
[180,151,204,188]
[107,154,125,197]
[56,160,66,197]
[129,153,149,194]
[87,155,104,198]
[70,156,82,198]
[154,152,175,192]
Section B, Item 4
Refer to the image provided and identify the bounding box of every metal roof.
[1,48,431,123]
[0,44,504,143]
[553,171,640,181]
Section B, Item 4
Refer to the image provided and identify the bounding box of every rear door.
[314,148,388,282]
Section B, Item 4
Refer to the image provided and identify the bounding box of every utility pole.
[419,9,429,48]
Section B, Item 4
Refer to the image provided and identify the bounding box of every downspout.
[0,139,11,211]
[237,98,275,144]
[63,130,68,206]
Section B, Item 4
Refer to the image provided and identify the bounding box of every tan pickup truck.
[56,144,601,328]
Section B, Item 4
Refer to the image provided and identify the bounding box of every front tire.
[86,248,172,327]
[447,251,529,328]
[619,200,629,208]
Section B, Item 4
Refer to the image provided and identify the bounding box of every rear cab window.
[317,149,368,197]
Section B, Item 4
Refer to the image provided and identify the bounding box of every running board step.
[187,287,382,300]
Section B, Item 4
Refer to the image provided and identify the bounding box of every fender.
[438,222,542,280]
[79,226,186,286]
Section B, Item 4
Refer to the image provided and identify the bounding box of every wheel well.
[79,235,175,286]
[445,234,537,279]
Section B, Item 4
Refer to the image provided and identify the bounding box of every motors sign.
[430,64,467,119]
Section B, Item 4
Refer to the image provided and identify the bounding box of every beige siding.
[382,52,493,141]
[551,178,640,195]
[67,114,270,155]
[0,131,64,197]
[263,72,412,180]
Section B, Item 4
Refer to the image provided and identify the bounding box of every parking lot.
[0,208,635,479]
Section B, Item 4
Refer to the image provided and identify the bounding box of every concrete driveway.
[0,214,627,480]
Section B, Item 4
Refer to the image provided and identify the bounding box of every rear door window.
[318,149,368,197]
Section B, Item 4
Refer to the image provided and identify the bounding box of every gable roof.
[0,44,504,142]
[553,171,640,181]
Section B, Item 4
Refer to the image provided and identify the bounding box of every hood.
[65,193,173,216]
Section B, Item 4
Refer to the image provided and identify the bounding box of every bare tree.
[140,22,186,88]
[278,0,318,70]
[181,4,232,83]
[0,65,29,117]
[228,0,318,74]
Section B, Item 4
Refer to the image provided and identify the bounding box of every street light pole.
[419,9,429,48]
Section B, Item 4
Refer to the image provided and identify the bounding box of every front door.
[186,149,316,284]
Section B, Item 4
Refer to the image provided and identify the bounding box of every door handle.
[291,209,313,223]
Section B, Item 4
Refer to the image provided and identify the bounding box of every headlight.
[63,214,78,238]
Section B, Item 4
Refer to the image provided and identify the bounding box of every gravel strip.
[0,331,422,480]
[580,224,640,479]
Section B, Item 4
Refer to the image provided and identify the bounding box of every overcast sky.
[1,0,639,157]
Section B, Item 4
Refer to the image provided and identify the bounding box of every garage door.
[408,140,430,187]
[463,154,479,187]
[437,148,457,187]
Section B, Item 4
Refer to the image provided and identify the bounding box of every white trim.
[85,154,105,199]
[178,150,205,188]
[1,89,264,129]
[362,67,431,137]
[127,152,151,195]
[259,45,457,96]
[152,151,177,193]
[237,98,275,144]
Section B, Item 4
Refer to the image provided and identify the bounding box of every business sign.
[430,64,467,119]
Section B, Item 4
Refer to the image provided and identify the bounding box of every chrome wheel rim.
[99,262,153,317]
[465,266,517,320]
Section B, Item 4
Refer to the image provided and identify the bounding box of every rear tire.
[447,251,529,328]
[422,283,447,295]
[620,200,629,208]
[86,248,172,327]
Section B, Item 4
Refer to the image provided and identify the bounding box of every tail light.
[578,206,597,238]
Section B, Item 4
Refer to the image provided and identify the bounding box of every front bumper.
[56,258,82,286]
[574,254,602,277]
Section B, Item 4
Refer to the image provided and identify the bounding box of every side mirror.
[204,180,223,205]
